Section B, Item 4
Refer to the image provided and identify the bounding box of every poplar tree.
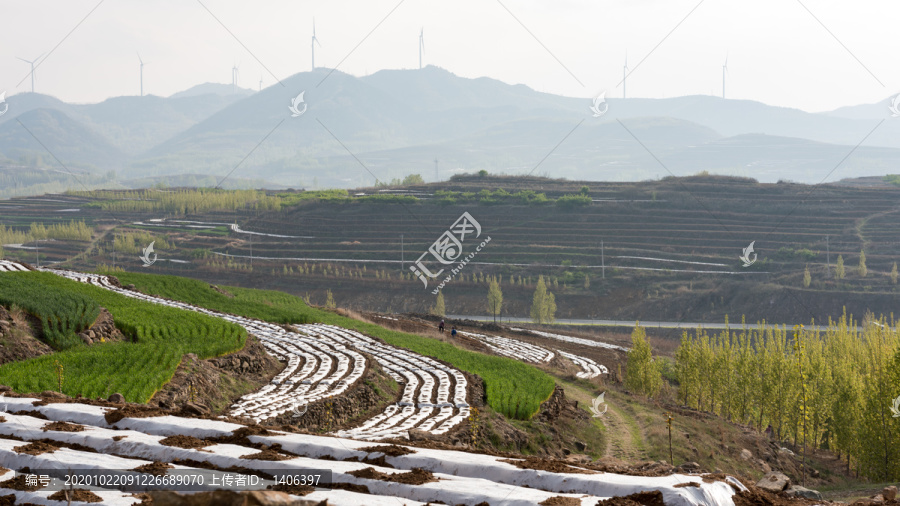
[529,276,556,323]
[487,279,503,323]
[431,291,446,317]
[625,325,662,398]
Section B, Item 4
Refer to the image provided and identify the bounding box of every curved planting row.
[515,328,630,352]
[459,329,608,379]
[302,324,469,441]
[558,350,608,379]
[222,321,366,422]
[0,260,29,272]
[459,330,554,363]
[41,268,471,439]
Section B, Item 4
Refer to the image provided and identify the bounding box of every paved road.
[446,315,847,332]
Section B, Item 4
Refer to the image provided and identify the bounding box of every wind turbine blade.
[16,57,31,64]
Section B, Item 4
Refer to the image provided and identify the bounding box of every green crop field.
[115,271,557,419]
[0,271,245,402]
[0,276,100,350]
[114,271,313,324]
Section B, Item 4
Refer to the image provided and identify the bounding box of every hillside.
[3,69,900,191]
[0,260,878,504]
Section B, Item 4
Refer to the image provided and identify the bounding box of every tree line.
[666,314,900,481]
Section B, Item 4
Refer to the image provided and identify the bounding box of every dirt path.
[603,402,648,462]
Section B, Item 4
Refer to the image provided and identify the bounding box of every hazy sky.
[1,0,897,111]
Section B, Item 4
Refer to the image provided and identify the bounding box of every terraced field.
[0,259,745,504]
[42,267,471,439]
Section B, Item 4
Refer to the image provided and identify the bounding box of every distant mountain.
[821,95,898,120]
[0,108,125,169]
[170,83,256,99]
[0,91,245,156]
[2,69,900,189]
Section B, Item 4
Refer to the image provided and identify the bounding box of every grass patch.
[0,271,245,402]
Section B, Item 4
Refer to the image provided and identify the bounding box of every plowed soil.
[41,420,84,432]
[48,488,103,502]
[348,467,438,485]
[158,435,211,450]
[13,440,58,455]
[596,490,665,506]
[132,461,173,476]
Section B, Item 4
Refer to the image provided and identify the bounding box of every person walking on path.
[439,320,445,333]
[451,325,457,337]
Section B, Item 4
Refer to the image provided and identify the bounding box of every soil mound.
[13,440,58,455]
[48,488,103,502]
[348,467,437,485]
[501,457,597,474]
[159,435,211,450]
[132,461,173,476]
[41,420,84,432]
[596,490,665,506]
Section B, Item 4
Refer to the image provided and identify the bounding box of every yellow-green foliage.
[625,325,662,398]
[113,231,171,254]
[674,313,900,481]
[0,220,92,245]
[73,189,281,214]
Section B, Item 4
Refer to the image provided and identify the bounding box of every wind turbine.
[311,19,321,70]
[138,53,145,97]
[232,63,240,94]
[17,54,42,93]
[259,75,263,91]
[623,52,628,99]
[722,54,728,99]
[418,27,425,70]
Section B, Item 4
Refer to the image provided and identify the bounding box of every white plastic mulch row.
[44,269,368,424]
[0,400,744,506]
[0,468,138,506]
[42,268,471,439]
[512,327,630,352]
[302,324,470,440]
[0,260,30,272]
[0,410,606,506]
[558,350,608,379]
[458,330,554,363]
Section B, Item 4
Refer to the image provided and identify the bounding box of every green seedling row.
[0,271,245,401]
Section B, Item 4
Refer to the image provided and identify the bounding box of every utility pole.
[826,236,830,278]
[434,159,439,182]
[400,234,404,273]
[601,240,605,279]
